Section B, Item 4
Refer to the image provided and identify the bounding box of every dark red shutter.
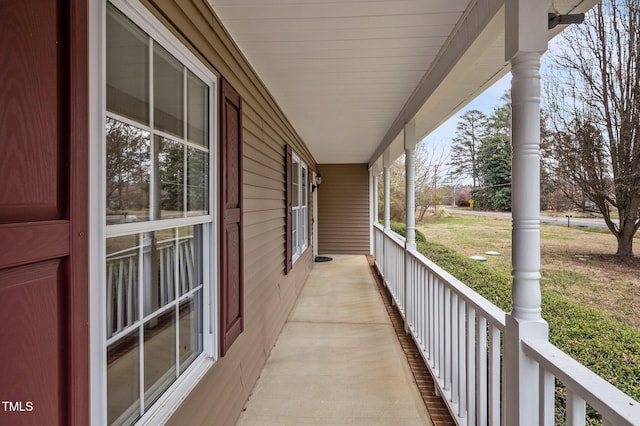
[0,0,89,424]
[308,169,313,244]
[285,145,293,274]
[220,78,243,356]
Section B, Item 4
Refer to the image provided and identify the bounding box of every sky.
[419,73,512,154]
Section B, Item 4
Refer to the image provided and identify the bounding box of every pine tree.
[449,110,487,188]
[473,94,512,211]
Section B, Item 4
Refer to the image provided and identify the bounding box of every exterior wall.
[141,1,316,425]
[317,164,371,254]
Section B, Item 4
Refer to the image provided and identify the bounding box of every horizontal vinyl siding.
[317,164,371,254]
[142,1,315,425]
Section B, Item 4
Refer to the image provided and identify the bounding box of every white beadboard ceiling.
[209,0,598,165]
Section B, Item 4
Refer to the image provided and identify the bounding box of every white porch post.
[404,121,417,334]
[372,168,379,227]
[382,151,391,289]
[404,121,417,250]
[504,0,549,425]
[383,151,391,231]
[370,167,380,256]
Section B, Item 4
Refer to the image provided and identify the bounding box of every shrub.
[457,196,471,207]
[456,187,472,207]
[389,221,427,243]
[417,239,512,310]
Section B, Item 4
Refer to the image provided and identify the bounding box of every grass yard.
[419,213,640,329]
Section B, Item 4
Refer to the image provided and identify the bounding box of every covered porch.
[212,0,640,423]
[237,255,440,425]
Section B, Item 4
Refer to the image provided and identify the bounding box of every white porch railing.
[373,223,640,425]
[522,339,640,426]
[382,227,406,315]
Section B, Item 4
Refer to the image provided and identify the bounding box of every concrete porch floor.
[237,255,434,425]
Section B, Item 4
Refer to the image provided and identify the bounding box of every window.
[291,152,308,262]
[103,2,215,424]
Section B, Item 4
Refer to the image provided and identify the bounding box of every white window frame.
[89,1,218,424]
[291,152,308,263]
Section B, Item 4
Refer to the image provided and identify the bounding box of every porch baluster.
[466,306,476,425]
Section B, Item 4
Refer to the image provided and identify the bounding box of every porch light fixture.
[312,173,322,192]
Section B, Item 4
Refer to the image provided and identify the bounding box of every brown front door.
[0,1,88,425]
[219,79,243,356]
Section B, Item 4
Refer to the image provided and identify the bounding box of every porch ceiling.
[208,0,598,165]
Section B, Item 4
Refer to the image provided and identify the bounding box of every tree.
[106,119,151,215]
[449,110,487,188]
[389,159,406,222]
[545,0,640,256]
[539,111,559,211]
[377,143,451,222]
[158,139,185,215]
[474,135,512,211]
[456,187,472,207]
[414,143,450,221]
[473,95,513,211]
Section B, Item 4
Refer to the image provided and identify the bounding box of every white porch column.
[404,120,417,334]
[404,120,417,251]
[504,1,549,425]
[370,167,379,256]
[383,150,391,231]
[381,151,392,289]
[372,168,379,226]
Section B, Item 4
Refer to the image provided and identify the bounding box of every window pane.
[106,4,149,124]
[187,71,208,147]
[154,44,184,137]
[107,330,140,426]
[143,229,177,317]
[106,118,151,224]
[187,148,209,216]
[143,310,177,408]
[292,161,300,207]
[106,234,140,339]
[301,166,307,206]
[301,206,308,247]
[177,226,203,296]
[179,291,202,372]
[157,137,184,219]
[293,209,299,256]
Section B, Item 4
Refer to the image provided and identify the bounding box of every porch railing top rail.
[380,224,405,246]
[523,338,640,425]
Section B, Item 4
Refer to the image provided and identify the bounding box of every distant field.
[419,213,640,329]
